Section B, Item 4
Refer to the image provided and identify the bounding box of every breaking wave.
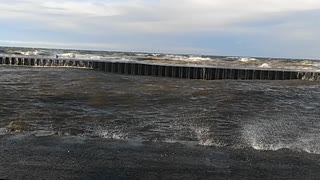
[56,53,105,60]
[20,50,40,56]
[259,63,271,68]
[243,122,320,154]
[93,128,128,140]
[238,57,257,62]
[191,126,226,147]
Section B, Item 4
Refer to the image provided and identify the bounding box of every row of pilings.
[0,55,320,81]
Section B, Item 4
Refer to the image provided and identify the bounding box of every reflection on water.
[0,66,320,154]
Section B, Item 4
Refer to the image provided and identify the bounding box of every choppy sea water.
[1,65,320,179]
[1,46,320,71]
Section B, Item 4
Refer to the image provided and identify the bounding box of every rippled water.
[1,66,319,155]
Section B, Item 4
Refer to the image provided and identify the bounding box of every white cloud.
[0,40,124,50]
[1,0,320,34]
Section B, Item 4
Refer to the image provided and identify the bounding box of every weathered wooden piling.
[0,55,319,81]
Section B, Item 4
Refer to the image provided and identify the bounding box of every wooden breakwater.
[0,55,319,81]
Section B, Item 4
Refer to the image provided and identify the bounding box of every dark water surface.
[1,66,320,179]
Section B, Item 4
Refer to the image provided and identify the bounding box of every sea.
[1,47,320,179]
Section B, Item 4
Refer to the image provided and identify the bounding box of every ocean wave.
[93,129,128,140]
[259,63,271,68]
[57,53,104,60]
[20,50,40,56]
[242,123,320,155]
[12,50,53,57]
[185,56,212,62]
[247,138,320,155]
[144,54,214,63]
[238,57,257,62]
[191,126,226,147]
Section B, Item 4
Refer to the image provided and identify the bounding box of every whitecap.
[239,57,257,62]
[94,129,128,140]
[20,50,40,56]
[260,63,271,68]
[57,53,77,58]
[186,56,212,62]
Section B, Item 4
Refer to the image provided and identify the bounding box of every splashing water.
[243,120,320,154]
[94,128,128,140]
[191,126,226,147]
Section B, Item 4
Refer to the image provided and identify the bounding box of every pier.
[0,55,319,81]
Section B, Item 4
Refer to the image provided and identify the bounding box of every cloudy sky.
[0,0,319,58]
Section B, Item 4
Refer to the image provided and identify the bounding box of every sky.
[0,0,320,58]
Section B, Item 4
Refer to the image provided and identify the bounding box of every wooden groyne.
[0,55,319,81]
